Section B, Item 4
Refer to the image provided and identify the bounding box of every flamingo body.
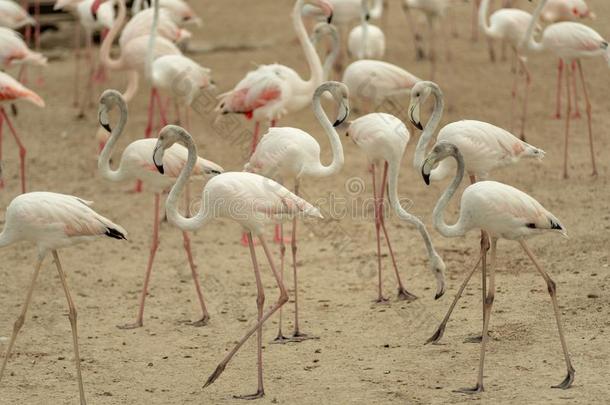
[348,24,386,60]
[152,54,212,106]
[538,22,608,61]
[348,112,407,163]
[0,0,34,29]
[0,27,46,68]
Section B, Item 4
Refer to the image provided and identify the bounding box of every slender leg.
[401,3,425,60]
[0,257,43,383]
[272,222,289,343]
[243,121,261,246]
[1,108,27,194]
[472,0,480,42]
[519,240,575,389]
[563,62,572,179]
[0,113,4,189]
[204,234,289,396]
[576,60,597,177]
[153,89,168,128]
[463,230,490,344]
[144,88,156,139]
[379,162,416,300]
[509,50,519,133]
[518,55,531,142]
[554,59,563,119]
[455,237,496,394]
[118,194,161,329]
[52,251,87,405]
[182,231,210,326]
[371,164,387,303]
[73,23,81,108]
[570,61,581,119]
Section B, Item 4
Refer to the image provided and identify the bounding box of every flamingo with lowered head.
[97,89,223,329]
[0,191,127,405]
[245,81,348,342]
[348,0,386,60]
[421,142,574,392]
[152,125,323,399]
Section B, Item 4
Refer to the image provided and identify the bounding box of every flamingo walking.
[97,89,223,328]
[152,125,323,398]
[0,191,127,405]
[522,0,608,179]
[346,112,446,302]
[407,80,545,342]
[421,142,574,392]
[348,0,386,60]
[245,81,348,342]
[0,71,44,193]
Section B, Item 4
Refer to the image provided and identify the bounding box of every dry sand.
[1,0,609,404]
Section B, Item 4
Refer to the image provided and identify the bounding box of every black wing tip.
[105,227,127,240]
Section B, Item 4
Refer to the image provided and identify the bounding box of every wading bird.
[348,0,386,60]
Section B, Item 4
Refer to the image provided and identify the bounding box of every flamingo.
[97,89,222,329]
[407,80,545,342]
[341,59,420,114]
[539,0,595,120]
[0,0,34,30]
[311,22,340,81]
[348,0,386,60]
[421,142,574,392]
[0,191,127,405]
[0,71,44,193]
[522,0,609,179]
[244,81,348,342]
[479,0,540,141]
[0,27,46,69]
[346,112,446,302]
[152,125,323,399]
[131,0,202,26]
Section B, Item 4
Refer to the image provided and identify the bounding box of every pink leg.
[380,162,416,300]
[1,108,27,194]
[472,0,480,42]
[118,193,161,329]
[570,61,581,119]
[153,88,168,128]
[576,60,597,177]
[509,51,519,133]
[272,222,289,342]
[73,23,81,108]
[204,234,288,397]
[554,59,563,119]
[144,88,156,138]
[563,62,572,179]
[182,231,211,326]
[77,32,94,118]
[518,55,531,142]
[242,119,261,246]
[372,164,387,303]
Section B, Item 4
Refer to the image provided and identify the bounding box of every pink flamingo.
[346,112,446,302]
[153,125,323,399]
[0,191,127,405]
[422,142,573,392]
[97,89,223,329]
[245,81,347,342]
[0,71,44,193]
[522,0,609,178]
[540,0,595,119]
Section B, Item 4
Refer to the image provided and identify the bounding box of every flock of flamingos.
[0,0,607,402]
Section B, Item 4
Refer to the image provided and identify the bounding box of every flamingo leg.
[519,240,575,389]
[144,88,156,138]
[52,251,87,405]
[118,193,161,329]
[1,108,27,194]
[272,222,289,343]
[204,234,289,396]
[455,237,495,394]
[563,61,572,179]
[78,32,95,118]
[576,60,597,177]
[518,54,531,142]
[0,257,43,383]
[153,88,168,128]
[509,50,518,133]
[380,162,416,300]
[73,23,82,108]
[400,2,425,60]
[471,0,480,42]
[372,163,388,303]
[570,60,581,119]
[554,59,563,119]
[0,112,4,189]
[182,231,210,326]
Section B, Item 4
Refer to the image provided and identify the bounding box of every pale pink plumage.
[0,71,45,107]
[541,0,594,22]
[119,7,190,48]
[152,54,213,106]
[0,27,47,68]
[0,0,35,29]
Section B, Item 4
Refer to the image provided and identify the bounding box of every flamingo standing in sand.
[245,81,348,342]
[407,80,545,343]
[522,0,608,179]
[152,125,323,399]
[97,89,223,329]
[346,112,446,302]
[348,0,386,60]
[0,191,127,405]
[0,71,45,193]
[421,142,574,392]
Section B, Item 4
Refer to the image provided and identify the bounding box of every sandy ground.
[1,0,609,404]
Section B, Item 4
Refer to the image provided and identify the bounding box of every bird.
[478,0,539,141]
[346,112,446,302]
[421,141,574,393]
[342,59,420,114]
[348,0,386,60]
[0,0,35,30]
[244,81,348,342]
[216,0,333,157]
[0,191,127,405]
[97,89,223,329]
[539,0,595,120]
[310,22,340,82]
[152,124,323,399]
[521,0,609,179]
[130,0,202,26]
[0,27,47,70]
[407,80,545,342]
[0,71,45,194]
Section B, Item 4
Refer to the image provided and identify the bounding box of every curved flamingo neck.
[145,0,159,80]
[98,97,129,182]
[478,0,494,37]
[293,0,323,91]
[321,26,340,81]
[432,150,467,238]
[413,83,444,171]
[521,0,547,51]
[100,0,126,70]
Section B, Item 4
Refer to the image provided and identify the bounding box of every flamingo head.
[429,254,446,300]
[571,0,595,19]
[408,81,434,131]
[98,89,125,133]
[154,125,191,175]
[304,0,334,23]
[316,81,350,127]
[421,142,460,186]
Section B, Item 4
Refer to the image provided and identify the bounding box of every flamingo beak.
[327,12,333,24]
[99,108,111,132]
[153,144,165,174]
[333,98,349,127]
[409,102,423,130]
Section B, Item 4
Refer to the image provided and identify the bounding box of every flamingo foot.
[374,296,389,304]
[233,390,264,400]
[551,367,575,389]
[397,288,418,301]
[425,324,446,345]
[271,333,291,344]
[117,320,143,330]
[453,384,484,394]
[188,315,210,327]
[289,331,319,342]
[463,334,483,344]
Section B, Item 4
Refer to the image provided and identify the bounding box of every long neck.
[521,0,547,51]
[100,0,126,70]
[145,0,159,80]
[322,28,340,81]
[166,135,212,231]
[0,227,15,248]
[307,92,344,177]
[369,0,383,19]
[293,0,323,89]
[360,0,369,59]
[413,85,444,171]
[432,151,467,238]
[478,0,493,36]
[98,101,129,182]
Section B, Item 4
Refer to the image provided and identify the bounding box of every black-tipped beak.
[333,119,342,127]
[414,121,423,130]
[155,163,164,174]
[102,122,111,132]
[422,170,430,186]
[365,13,371,21]
[327,12,333,23]
[435,290,444,300]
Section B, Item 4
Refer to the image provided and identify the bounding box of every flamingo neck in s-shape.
[98,97,130,183]
[306,85,345,177]
[0,226,15,249]
[521,0,548,52]
[294,0,324,92]
[432,148,467,238]
[413,83,444,171]
[145,0,160,80]
[100,0,127,71]
[478,0,494,37]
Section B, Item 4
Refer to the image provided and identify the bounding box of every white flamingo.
[348,0,386,60]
